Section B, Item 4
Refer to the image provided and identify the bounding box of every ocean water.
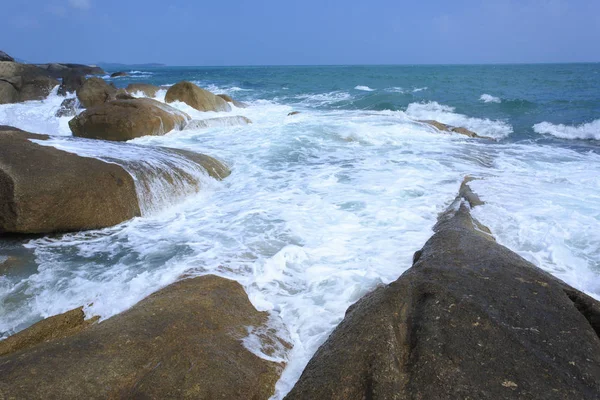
[1,64,599,398]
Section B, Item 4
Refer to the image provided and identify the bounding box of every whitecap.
[405,101,513,139]
[354,85,375,92]
[480,94,501,103]
[533,119,600,140]
[412,87,428,93]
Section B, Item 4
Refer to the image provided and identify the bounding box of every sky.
[3,0,600,65]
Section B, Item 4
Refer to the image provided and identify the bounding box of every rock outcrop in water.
[110,71,127,78]
[165,81,231,112]
[419,119,494,140]
[126,83,160,97]
[285,178,600,400]
[34,63,105,78]
[55,97,79,117]
[57,72,86,96]
[69,98,190,141]
[0,126,140,233]
[217,93,248,108]
[0,275,287,400]
[0,62,59,104]
[75,77,117,108]
[0,126,230,233]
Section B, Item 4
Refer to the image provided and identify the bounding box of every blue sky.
[3,0,599,65]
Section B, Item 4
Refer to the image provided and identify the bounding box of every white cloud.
[68,0,91,9]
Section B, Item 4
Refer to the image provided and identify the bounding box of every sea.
[1,64,599,398]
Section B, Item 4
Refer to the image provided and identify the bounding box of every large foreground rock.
[165,81,231,112]
[0,126,139,233]
[286,179,600,400]
[0,275,286,400]
[69,98,190,141]
[0,126,229,233]
[75,77,117,108]
[0,61,59,103]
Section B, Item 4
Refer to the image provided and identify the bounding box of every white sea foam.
[1,85,599,400]
[405,101,513,139]
[385,87,405,93]
[480,94,502,103]
[354,85,375,91]
[533,119,600,140]
[0,87,73,136]
[412,87,428,92]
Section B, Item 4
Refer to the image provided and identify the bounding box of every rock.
[285,179,600,400]
[0,308,99,357]
[35,63,105,78]
[165,81,231,112]
[185,116,252,129]
[115,89,135,100]
[57,72,86,96]
[55,98,79,117]
[288,111,301,116]
[0,126,230,233]
[0,126,140,233]
[76,77,117,108]
[0,275,287,400]
[419,119,494,140]
[69,98,190,141]
[217,93,248,108]
[0,80,18,104]
[110,71,127,78]
[0,62,59,103]
[126,83,160,97]
[0,50,14,62]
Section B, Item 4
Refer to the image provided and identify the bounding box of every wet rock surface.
[165,81,231,112]
[69,98,190,141]
[0,275,286,400]
[285,179,600,400]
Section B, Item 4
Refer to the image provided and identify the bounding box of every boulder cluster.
[1,50,599,400]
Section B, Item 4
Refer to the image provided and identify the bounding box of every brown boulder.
[285,179,600,400]
[0,126,230,233]
[0,275,287,400]
[165,81,231,112]
[110,71,127,78]
[0,127,140,233]
[76,77,117,108]
[217,93,248,108]
[0,80,18,104]
[57,72,86,96]
[126,83,160,97]
[69,98,190,141]
[288,111,301,116]
[0,62,59,103]
[419,119,494,140]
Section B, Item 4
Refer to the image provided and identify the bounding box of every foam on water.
[0,87,72,136]
[533,119,600,140]
[412,87,428,92]
[405,101,513,139]
[480,93,502,103]
[354,85,375,91]
[1,69,599,399]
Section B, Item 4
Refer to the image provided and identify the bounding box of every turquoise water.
[1,63,599,398]
[114,63,600,143]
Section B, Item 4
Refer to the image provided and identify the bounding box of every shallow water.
[0,64,599,398]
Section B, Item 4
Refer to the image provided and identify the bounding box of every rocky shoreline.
[1,50,599,399]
